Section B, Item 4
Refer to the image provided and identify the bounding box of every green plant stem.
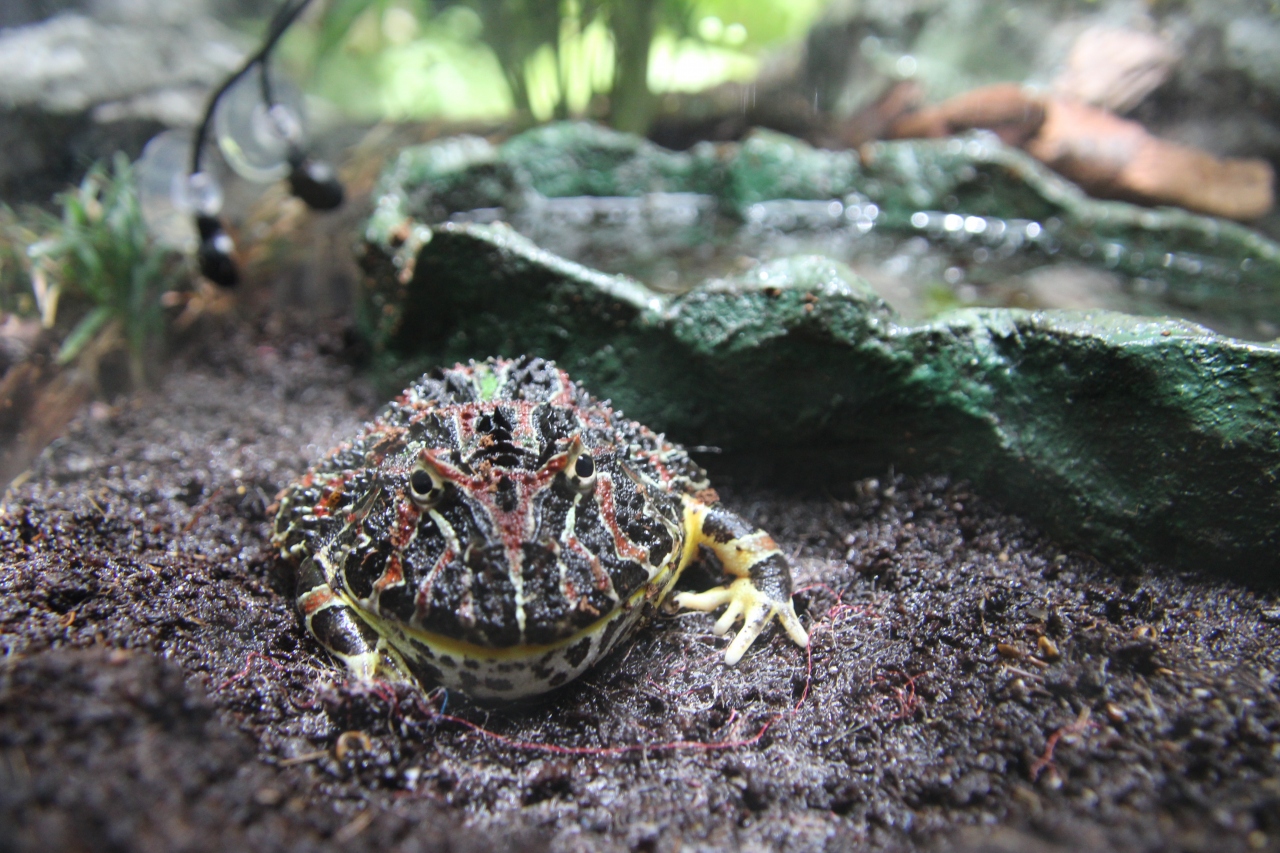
[607,0,659,134]
[55,305,112,365]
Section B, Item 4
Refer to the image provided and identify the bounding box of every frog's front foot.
[675,577,808,665]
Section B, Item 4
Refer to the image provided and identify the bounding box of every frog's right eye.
[564,437,597,495]
[408,466,446,508]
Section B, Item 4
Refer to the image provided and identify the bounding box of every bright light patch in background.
[692,0,827,49]
[381,5,419,45]
[523,8,617,122]
[376,5,510,120]
[651,0,827,94]
[304,4,512,122]
[376,39,512,120]
[288,0,834,123]
[648,34,758,94]
[525,44,561,123]
[559,16,614,117]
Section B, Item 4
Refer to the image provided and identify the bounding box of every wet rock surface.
[370,123,1280,336]
[2,325,1279,852]
[361,220,1280,582]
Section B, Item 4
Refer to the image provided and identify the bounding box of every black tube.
[190,0,314,176]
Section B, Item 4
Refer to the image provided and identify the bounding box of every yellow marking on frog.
[347,499,809,671]
[673,500,810,665]
[352,560,674,666]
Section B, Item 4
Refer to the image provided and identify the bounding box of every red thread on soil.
[1029,708,1093,781]
[216,652,286,691]
[870,668,924,720]
[795,582,880,626]
[431,707,777,756]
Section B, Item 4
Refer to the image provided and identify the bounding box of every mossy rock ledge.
[360,127,1280,583]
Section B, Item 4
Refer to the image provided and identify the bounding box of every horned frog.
[272,356,808,701]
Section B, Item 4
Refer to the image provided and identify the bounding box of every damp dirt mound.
[2,324,1279,853]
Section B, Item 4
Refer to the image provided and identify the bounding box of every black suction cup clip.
[190,0,342,287]
[195,214,239,288]
[287,151,345,211]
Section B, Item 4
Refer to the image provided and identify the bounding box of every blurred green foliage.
[8,154,185,384]
[282,0,828,132]
[0,211,40,320]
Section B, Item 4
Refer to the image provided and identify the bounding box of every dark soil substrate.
[2,323,1279,853]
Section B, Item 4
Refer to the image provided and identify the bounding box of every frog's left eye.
[565,440,597,494]
[408,465,446,508]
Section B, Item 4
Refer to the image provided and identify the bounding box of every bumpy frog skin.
[272,356,808,701]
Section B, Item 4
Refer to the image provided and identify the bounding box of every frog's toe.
[343,648,381,682]
[776,601,810,649]
[713,598,745,636]
[675,577,808,665]
[673,585,735,613]
[723,598,772,664]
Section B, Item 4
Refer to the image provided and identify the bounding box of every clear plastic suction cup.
[135,129,228,250]
[179,170,225,216]
[213,64,307,182]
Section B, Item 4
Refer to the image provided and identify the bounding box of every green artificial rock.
[368,122,1280,326]
[499,121,702,198]
[362,221,1279,582]
[368,135,517,241]
[856,135,1280,320]
[361,123,1280,580]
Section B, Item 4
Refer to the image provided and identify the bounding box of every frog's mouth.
[356,569,657,671]
[467,440,536,469]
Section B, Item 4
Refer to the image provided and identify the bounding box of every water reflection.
[444,188,1277,340]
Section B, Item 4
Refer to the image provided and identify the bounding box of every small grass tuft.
[21,153,187,387]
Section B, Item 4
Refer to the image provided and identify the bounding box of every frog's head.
[332,397,674,650]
